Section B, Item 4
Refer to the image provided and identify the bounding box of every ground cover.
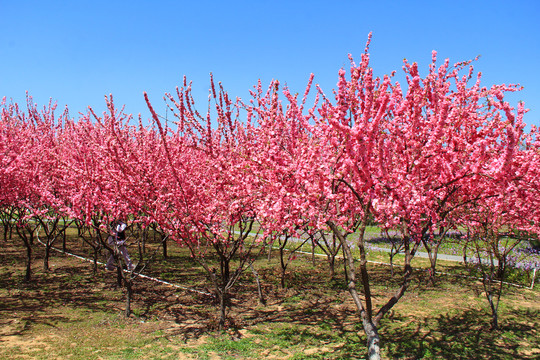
[0,232,538,359]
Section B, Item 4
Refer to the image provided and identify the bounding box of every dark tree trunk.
[16,225,35,282]
[62,230,67,253]
[422,235,445,286]
[280,250,287,289]
[92,247,100,275]
[250,263,265,305]
[425,244,439,285]
[3,223,9,241]
[279,236,289,289]
[218,290,227,329]
[311,239,316,266]
[141,225,147,255]
[328,220,381,360]
[43,245,50,271]
[1,208,15,241]
[342,253,349,284]
[267,242,273,262]
[24,239,32,282]
[328,255,335,279]
[125,279,133,317]
[162,236,168,259]
[116,264,123,287]
[487,293,499,330]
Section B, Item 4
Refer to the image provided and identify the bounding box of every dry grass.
[0,232,538,359]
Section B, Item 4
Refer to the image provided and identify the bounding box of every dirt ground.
[1,235,539,359]
[0,238,360,356]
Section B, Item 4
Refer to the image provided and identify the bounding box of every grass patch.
[0,229,538,359]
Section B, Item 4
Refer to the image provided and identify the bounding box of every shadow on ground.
[379,308,539,359]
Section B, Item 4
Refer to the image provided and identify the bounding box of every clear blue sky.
[2,0,539,129]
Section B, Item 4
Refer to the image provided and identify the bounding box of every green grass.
[1,229,538,359]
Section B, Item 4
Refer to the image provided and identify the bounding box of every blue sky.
[2,0,539,129]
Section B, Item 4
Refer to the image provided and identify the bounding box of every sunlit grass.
[1,228,538,359]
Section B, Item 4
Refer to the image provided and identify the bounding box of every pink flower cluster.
[1,40,537,256]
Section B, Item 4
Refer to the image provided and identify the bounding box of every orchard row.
[2,39,538,359]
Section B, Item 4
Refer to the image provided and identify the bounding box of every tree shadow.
[2,236,537,360]
[368,236,399,245]
[380,308,539,359]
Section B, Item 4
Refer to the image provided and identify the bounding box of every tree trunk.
[485,265,504,331]
[311,239,316,266]
[363,319,381,360]
[3,210,15,241]
[422,238,442,285]
[389,248,396,277]
[141,225,147,255]
[162,236,168,259]
[24,240,32,282]
[16,225,34,282]
[488,293,498,330]
[218,290,227,330]
[328,221,381,359]
[43,244,50,271]
[328,255,335,279]
[62,233,67,253]
[426,246,438,285]
[250,263,265,305]
[342,254,349,284]
[92,247,99,275]
[116,264,123,287]
[279,238,288,289]
[267,243,273,262]
[125,279,133,318]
